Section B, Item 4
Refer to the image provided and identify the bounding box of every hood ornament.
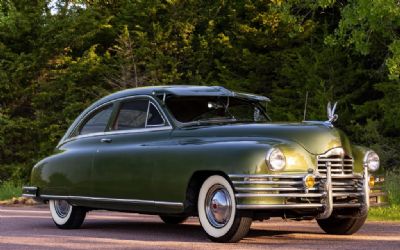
[326,101,338,125]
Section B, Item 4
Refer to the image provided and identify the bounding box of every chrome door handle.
[100,138,112,143]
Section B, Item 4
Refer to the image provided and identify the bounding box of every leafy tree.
[0,0,400,183]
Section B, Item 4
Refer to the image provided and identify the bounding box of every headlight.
[363,150,380,172]
[266,147,286,171]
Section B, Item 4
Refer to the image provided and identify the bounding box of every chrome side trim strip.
[154,200,183,207]
[235,193,324,198]
[235,187,318,192]
[229,174,306,179]
[232,180,303,185]
[39,195,184,208]
[229,173,362,179]
[62,126,173,144]
[236,203,362,210]
[237,204,323,209]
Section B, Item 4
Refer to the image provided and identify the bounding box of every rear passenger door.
[91,97,172,211]
[55,104,114,197]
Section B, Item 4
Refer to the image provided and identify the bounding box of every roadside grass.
[369,205,400,221]
[0,180,22,201]
[368,171,400,221]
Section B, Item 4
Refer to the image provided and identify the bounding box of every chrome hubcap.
[54,200,71,218]
[205,184,232,228]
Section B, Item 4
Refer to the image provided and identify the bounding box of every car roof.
[98,85,269,105]
[100,85,232,102]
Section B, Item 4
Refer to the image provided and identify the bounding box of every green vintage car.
[23,86,386,242]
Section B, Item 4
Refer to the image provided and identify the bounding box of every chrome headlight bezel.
[266,147,286,171]
[363,150,380,172]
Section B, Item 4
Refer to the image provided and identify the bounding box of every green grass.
[368,171,400,221]
[369,205,400,221]
[0,181,22,201]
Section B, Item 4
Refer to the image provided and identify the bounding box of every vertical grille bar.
[317,148,353,176]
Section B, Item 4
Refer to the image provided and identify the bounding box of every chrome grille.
[317,150,353,175]
[228,173,364,210]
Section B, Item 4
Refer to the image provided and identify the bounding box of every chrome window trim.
[39,194,183,208]
[61,126,173,145]
[145,100,150,128]
[146,102,167,127]
[74,103,114,137]
[60,95,172,146]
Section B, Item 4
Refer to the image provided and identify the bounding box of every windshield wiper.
[180,118,237,128]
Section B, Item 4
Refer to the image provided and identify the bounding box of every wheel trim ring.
[54,200,71,218]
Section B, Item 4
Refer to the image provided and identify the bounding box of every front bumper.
[229,165,387,219]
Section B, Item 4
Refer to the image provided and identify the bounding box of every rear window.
[80,105,113,135]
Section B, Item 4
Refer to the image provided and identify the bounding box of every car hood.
[174,122,352,156]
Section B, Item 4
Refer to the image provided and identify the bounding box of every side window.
[80,105,113,135]
[114,100,148,130]
[147,103,165,126]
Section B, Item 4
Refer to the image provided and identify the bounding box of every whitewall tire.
[49,200,87,229]
[198,175,252,242]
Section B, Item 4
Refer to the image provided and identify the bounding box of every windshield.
[165,96,268,125]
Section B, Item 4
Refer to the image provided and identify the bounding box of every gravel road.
[1,205,399,250]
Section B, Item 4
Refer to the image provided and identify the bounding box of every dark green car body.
[23,86,386,220]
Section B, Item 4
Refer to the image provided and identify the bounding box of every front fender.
[228,140,315,175]
[351,145,370,174]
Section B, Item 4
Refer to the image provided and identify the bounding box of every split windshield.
[165,96,268,125]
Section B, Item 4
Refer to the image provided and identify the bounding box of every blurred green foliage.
[0,0,399,182]
[0,180,22,200]
[369,171,400,221]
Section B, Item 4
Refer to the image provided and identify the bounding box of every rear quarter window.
[79,104,113,135]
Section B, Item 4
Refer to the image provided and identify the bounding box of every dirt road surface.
[1,205,399,250]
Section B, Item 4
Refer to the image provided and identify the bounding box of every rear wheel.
[159,215,188,224]
[49,200,86,229]
[317,215,367,235]
[198,175,252,243]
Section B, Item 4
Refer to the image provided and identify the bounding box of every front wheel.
[49,200,86,229]
[198,175,252,243]
[317,214,367,235]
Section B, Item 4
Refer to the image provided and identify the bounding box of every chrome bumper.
[22,186,39,198]
[229,165,386,219]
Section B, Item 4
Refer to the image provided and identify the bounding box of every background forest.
[0,0,399,185]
